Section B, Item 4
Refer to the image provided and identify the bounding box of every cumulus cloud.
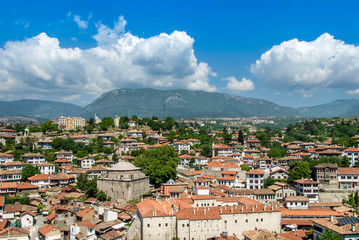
[0,16,216,103]
[73,15,88,29]
[250,33,359,96]
[223,77,255,92]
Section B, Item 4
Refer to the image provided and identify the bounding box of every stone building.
[137,196,281,240]
[97,161,149,201]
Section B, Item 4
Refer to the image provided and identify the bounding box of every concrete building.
[97,161,149,201]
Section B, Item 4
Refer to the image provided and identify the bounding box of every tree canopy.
[21,165,40,182]
[133,146,180,186]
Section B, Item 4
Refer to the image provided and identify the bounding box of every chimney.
[352,224,356,232]
[252,206,254,212]
[204,208,206,214]
[152,209,156,216]
[241,206,243,213]
[220,206,222,213]
[231,206,233,213]
[330,215,334,222]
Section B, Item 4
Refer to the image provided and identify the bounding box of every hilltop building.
[58,116,86,130]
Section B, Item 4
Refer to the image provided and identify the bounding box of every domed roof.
[108,161,140,171]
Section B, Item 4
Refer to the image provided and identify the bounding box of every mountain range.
[0,88,359,120]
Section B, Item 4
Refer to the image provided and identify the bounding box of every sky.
[1,0,359,107]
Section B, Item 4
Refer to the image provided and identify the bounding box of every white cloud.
[250,33,359,95]
[0,17,216,103]
[73,15,88,29]
[223,77,255,92]
[347,89,359,95]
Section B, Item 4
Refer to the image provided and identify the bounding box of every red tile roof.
[338,167,359,175]
[222,162,239,169]
[207,161,223,168]
[39,225,56,235]
[246,169,265,175]
[20,211,36,217]
[294,179,318,184]
[344,147,359,152]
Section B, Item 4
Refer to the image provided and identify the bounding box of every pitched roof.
[20,211,36,217]
[222,162,239,169]
[0,226,29,236]
[344,147,359,152]
[338,167,359,175]
[77,221,96,228]
[207,161,223,168]
[246,169,265,175]
[39,225,57,236]
[294,179,318,184]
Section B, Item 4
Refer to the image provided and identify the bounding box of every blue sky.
[1,0,359,107]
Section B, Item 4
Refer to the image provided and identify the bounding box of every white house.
[343,147,359,167]
[337,167,359,188]
[0,153,14,164]
[20,211,36,229]
[284,196,309,209]
[174,141,190,153]
[77,157,95,169]
[37,163,56,175]
[70,221,96,240]
[55,150,73,161]
[246,169,265,189]
[22,153,45,165]
[294,179,319,203]
[35,140,53,150]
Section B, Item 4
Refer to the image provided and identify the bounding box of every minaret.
[212,137,215,157]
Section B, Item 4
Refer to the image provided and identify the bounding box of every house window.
[147,224,150,227]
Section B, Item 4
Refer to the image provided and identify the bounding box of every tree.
[77,173,88,190]
[268,147,287,158]
[289,161,311,183]
[41,121,56,133]
[238,130,244,144]
[19,193,30,205]
[318,230,343,240]
[241,165,250,171]
[264,177,276,188]
[99,117,114,131]
[133,146,180,187]
[200,145,212,158]
[21,165,40,182]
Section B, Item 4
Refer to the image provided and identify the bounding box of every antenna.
[163,104,166,120]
